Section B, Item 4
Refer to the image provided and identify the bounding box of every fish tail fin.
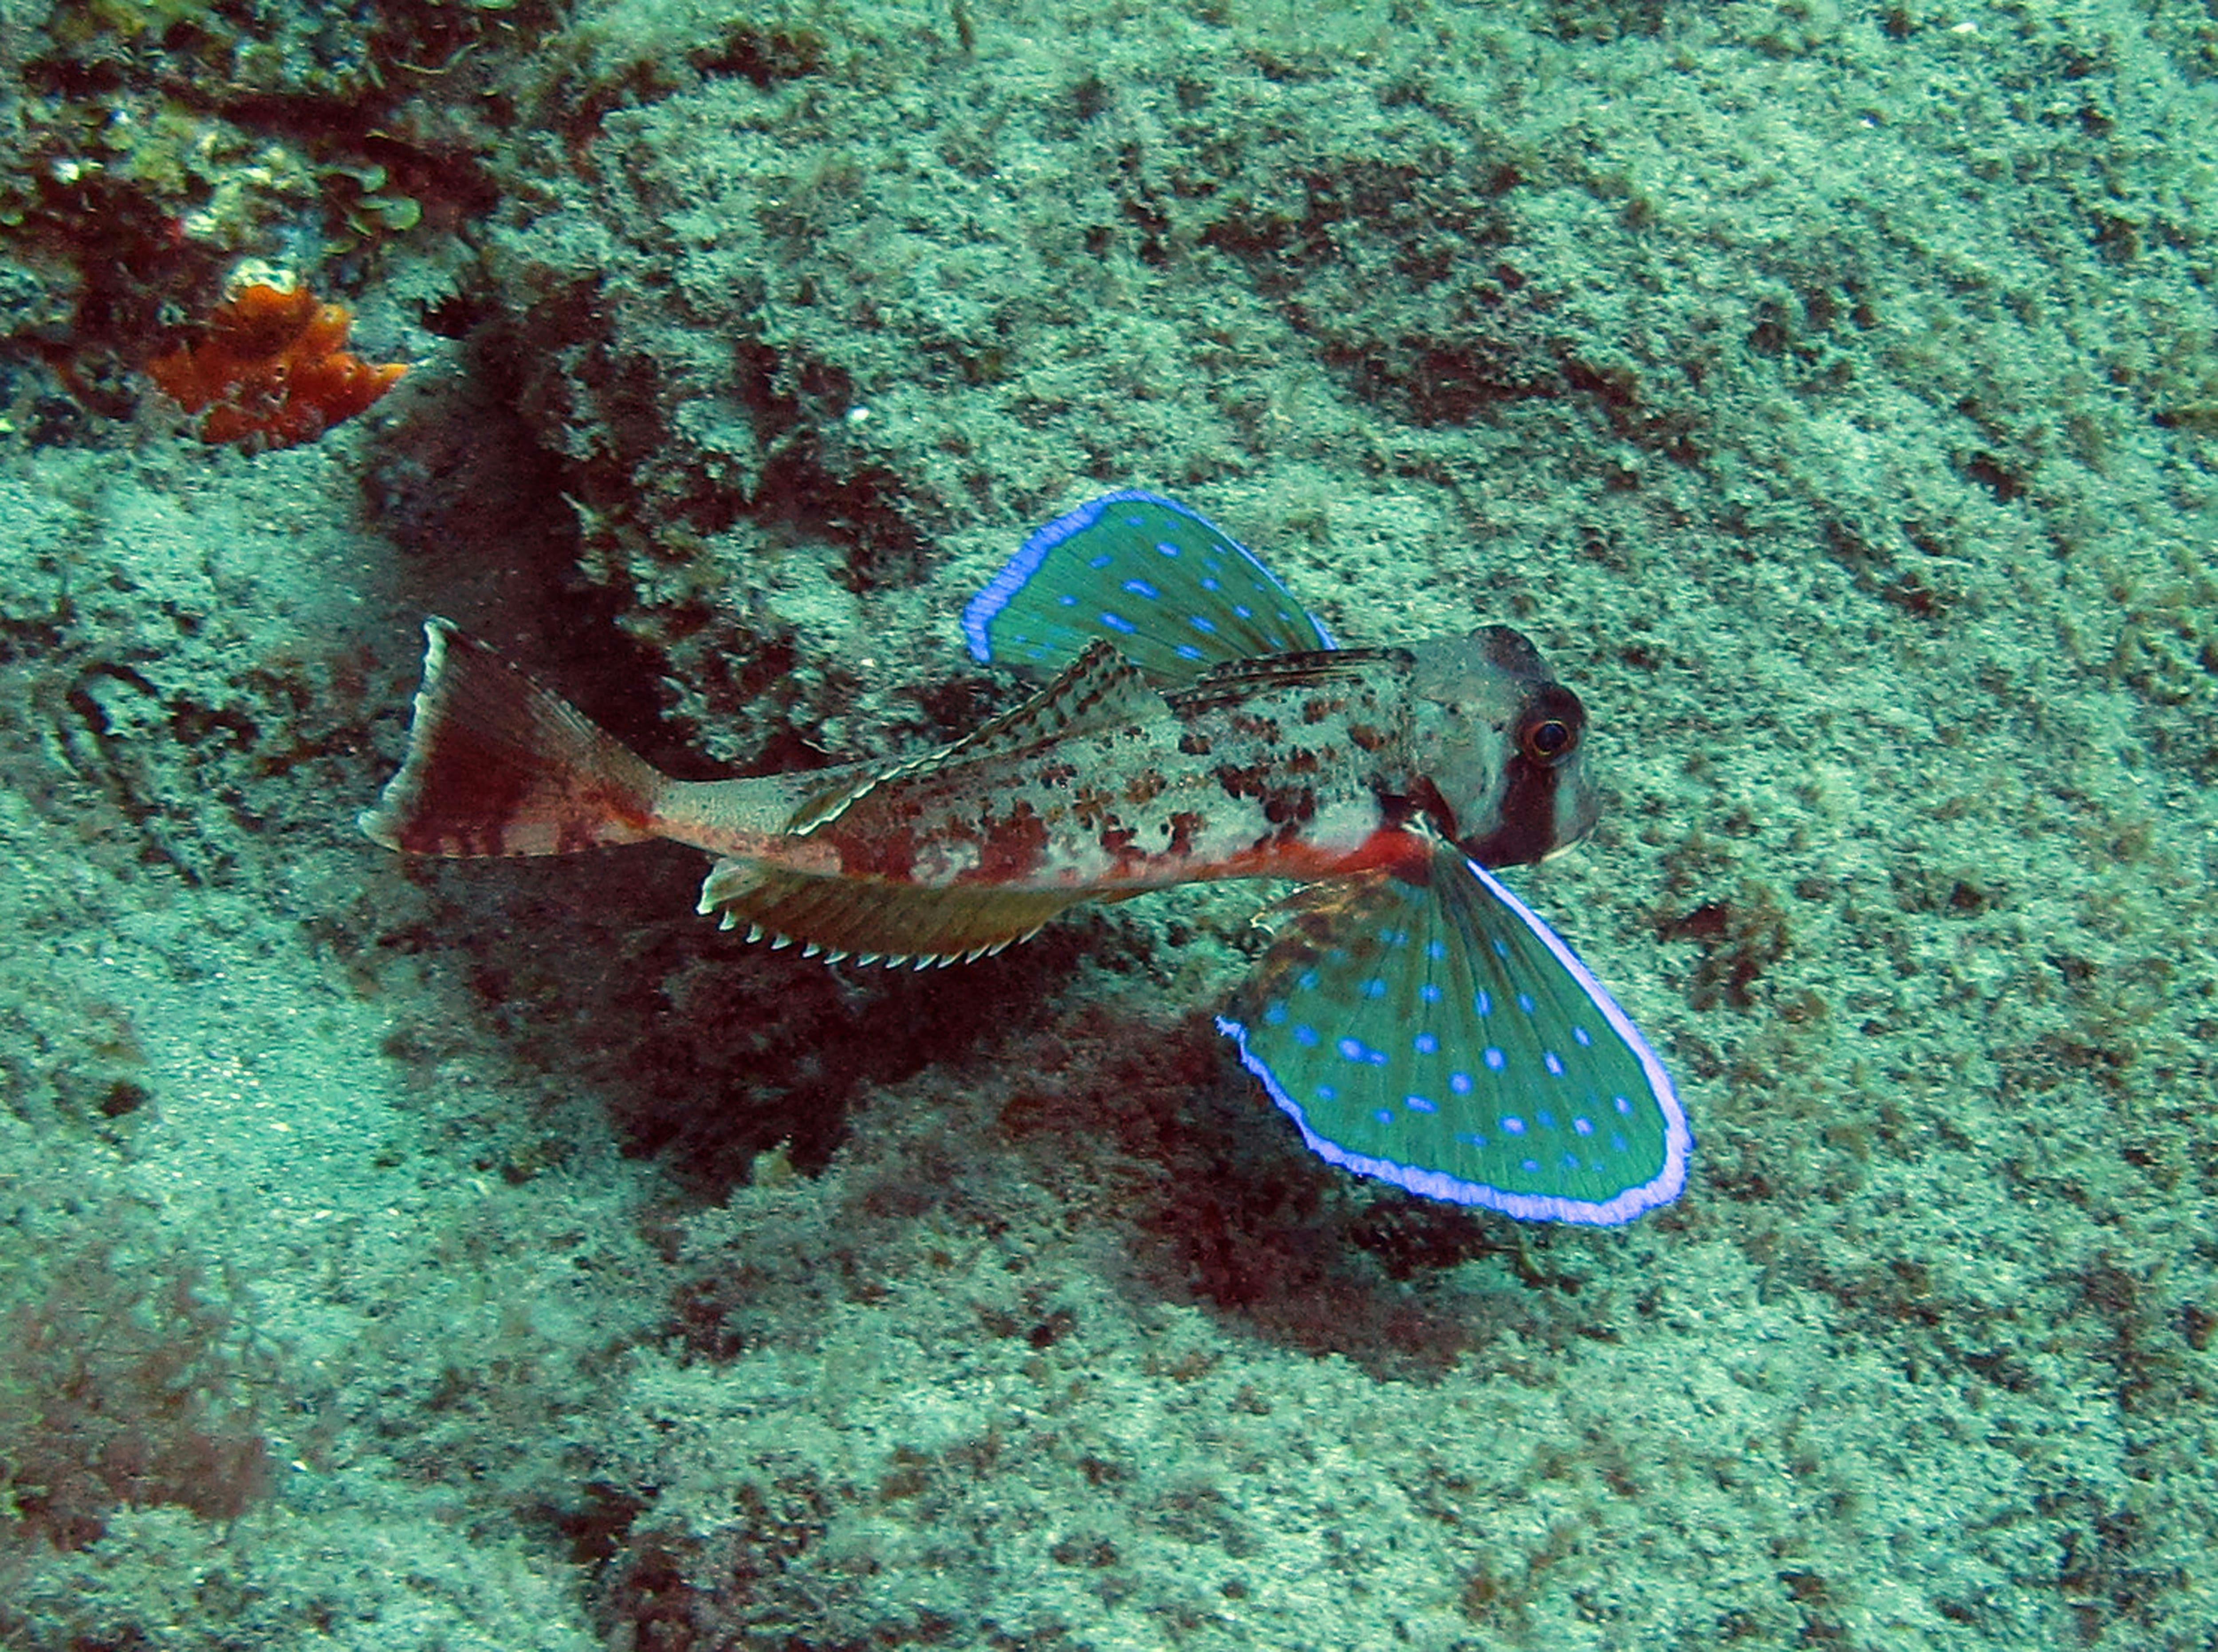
[360,618,669,857]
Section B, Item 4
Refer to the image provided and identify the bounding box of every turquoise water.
[2,1,2214,1646]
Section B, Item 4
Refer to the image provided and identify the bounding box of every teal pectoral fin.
[1217,834,1690,1225]
[963,490,1335,684]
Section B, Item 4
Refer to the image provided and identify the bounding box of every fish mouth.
[1541,773,1605,859]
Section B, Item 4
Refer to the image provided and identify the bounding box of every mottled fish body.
[364,490,1690,1224]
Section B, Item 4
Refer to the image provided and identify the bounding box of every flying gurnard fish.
[362,490,1691,1224]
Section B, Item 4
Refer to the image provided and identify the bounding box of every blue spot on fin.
[1215,833,1690,1225]
[962,490,1335,683]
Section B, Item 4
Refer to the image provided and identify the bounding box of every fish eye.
[1521,716,1577,765]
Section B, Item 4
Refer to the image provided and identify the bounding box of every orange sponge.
[148,279,408,450]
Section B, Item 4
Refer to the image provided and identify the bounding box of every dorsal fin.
[788,640,1164,834]
[934,638,1165,762]
[1168,646,1415,716]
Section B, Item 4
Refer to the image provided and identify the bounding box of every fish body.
[727,645,1435,895]
[364,490,1689,1223]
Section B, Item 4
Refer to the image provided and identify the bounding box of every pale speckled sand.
[1,1,2214,1648]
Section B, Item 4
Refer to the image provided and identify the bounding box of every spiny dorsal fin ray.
[786,640,1164,835]
[698,859,1089,963]
[1168,646,1416,716]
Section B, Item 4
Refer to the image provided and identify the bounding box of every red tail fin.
[359,619,668,857]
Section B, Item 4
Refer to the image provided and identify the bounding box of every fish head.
[1404,627,1601,866]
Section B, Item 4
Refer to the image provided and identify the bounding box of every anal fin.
[699,860,1089,965]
